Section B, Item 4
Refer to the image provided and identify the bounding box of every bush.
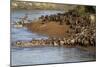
[75,5,96,16]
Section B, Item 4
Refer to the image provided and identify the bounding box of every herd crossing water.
[11,10,96,66]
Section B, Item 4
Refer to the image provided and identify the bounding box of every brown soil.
[25,21,71,37]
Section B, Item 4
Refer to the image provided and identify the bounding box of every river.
[11,10,64,42]
[11,10,96,66]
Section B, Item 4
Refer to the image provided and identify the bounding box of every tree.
[85,6,96,14]
[75,5,96,16]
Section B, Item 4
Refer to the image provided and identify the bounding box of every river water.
[11,10,96,66]
[11,10,64,42]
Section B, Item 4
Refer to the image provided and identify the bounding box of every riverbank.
[24,10,96,47]
[24,21,71,37]
[12,44,96,53]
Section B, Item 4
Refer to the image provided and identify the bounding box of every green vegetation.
[75,6,96,16]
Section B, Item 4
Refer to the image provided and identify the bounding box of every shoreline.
[12,45,96,53]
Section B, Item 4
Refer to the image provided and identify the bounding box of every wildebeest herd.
[15,10,96,47]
